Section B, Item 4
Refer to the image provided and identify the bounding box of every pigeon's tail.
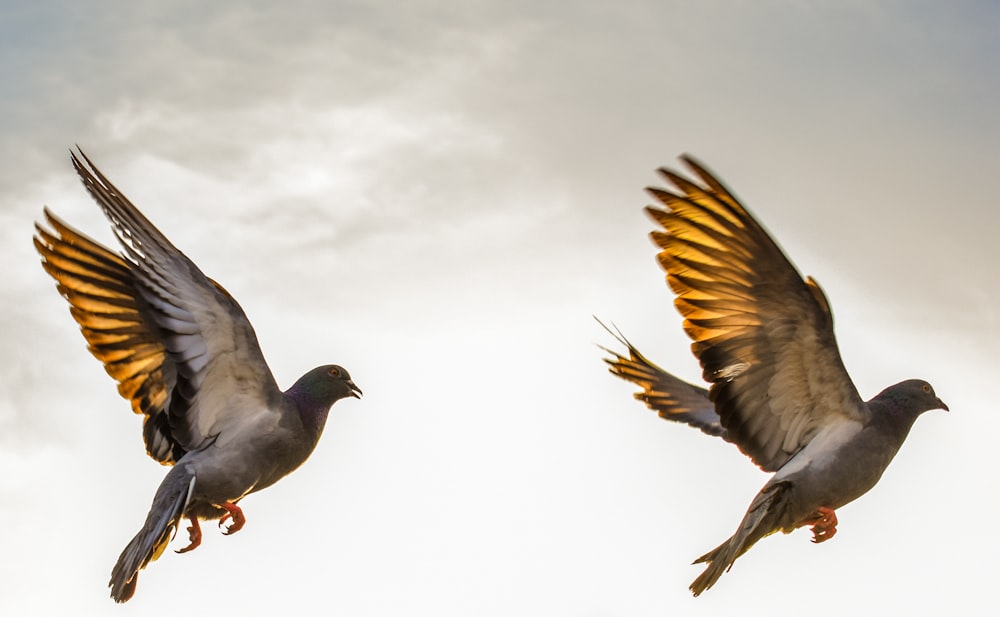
[690,481,791,596]
[596,319,726,439]
[109,470,196,603]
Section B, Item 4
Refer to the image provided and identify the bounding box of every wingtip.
[650,153,711,180]
[69,146,105,187]
[678,152,705,170]
[69,147,89,181]
[38,205,63,225]
[36,207,52,231]
[595,316,638,350]
[33,208,61,249]
[69,145,85,168]
[593,315,619,338]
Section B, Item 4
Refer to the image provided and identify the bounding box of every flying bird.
[601,155,947,596]
[34,150,362,602]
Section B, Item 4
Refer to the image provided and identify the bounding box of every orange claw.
[176,516,202,553]
[805,506,839,543]
[218,501,246,536]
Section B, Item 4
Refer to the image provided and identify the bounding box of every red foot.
[804,506,839,543]
[176,516,202,553]
[218,501,246,536]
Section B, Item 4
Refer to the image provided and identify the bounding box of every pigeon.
[601,155,947,596]
[33,149,362,603]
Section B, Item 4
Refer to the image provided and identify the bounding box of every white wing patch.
[209,399,282,449]
[716,362,750,381]
[773,417,862,480]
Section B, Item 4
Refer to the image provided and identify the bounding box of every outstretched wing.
[34,211,184,464]
[599,322,726,439]
[35,149,281,460]
[645,155,866,471]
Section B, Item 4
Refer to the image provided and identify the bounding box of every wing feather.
[644,155,865,471]
[599,322,727,439]
[36,150,281,461]
[34,210,182,464]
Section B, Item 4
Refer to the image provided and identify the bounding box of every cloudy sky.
[1,1,997,615]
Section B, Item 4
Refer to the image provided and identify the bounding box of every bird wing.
[599,321,726,439]
[645,155,866,471]
[35,149,281,459]
[35,210,183,463]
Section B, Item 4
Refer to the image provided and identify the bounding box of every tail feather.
[690,482,790,596]
[109,471,196,603]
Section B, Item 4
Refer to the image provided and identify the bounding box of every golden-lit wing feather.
[36,149,281,462]
[599,322,726,439]
[33,210,183,464]
[646,156,866,471]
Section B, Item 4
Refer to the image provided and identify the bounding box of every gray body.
[690,385,935,594]
[602,156,947,595]
[34,150,361,602]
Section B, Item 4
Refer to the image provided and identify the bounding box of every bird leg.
[803,506,839,543]
[176,516,202,553]
[217,501,246,536]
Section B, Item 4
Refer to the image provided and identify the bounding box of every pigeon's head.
[292,364,363,407]
[318,364,362,401]
[286,365,361,440]
[882,379,949,415]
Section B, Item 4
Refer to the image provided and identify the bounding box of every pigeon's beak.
[347,380,363,399]
[937,398,949,412]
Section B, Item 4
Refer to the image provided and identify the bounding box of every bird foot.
[176,516,202,553]
[805,506,838,543]
[218,501,246,536]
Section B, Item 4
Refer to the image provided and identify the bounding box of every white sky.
[1,2,997,615]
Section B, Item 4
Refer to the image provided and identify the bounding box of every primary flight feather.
[34,149,362,602]
[602,155,947,596]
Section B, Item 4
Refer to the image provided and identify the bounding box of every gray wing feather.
[69,150,281,452]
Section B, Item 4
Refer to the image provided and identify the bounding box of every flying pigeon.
[601,155,947,596]
[33,150,362,603]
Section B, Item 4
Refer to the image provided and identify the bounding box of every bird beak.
[937,398,949,412]
[347,380,363,399]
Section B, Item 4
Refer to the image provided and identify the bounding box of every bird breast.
[771,416,901,515]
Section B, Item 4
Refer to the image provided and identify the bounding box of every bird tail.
[109,470,196,603]
[689,482,790,596]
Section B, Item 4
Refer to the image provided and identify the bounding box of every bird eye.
[922,383,931,393]
[329,367,340,377]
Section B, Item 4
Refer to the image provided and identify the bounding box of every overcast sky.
[1,2,997,615]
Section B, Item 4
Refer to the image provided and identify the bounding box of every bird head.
[321,364,363,401]
[292,364,363,406]
[884,379,949,414]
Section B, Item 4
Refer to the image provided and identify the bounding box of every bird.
[33,149,362,603]
[601,155,947,596]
